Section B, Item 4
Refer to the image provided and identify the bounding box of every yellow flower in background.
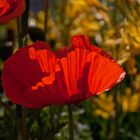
[133,74,140,90]
[94,109,110,119]
[66,0,88,18]
[85,0,108,11]
[122,93,140,112]
[66,0,108,19]
[30,0,140,52]
[98,10,111,25]
[70,13,100,35]
[121,22,140,48]
[121,87,140,112]
[37,11,45,30]
[105,28,116,37]
[36,10,59,42]
[37,11,55,30]
[93,94,115,119]
[93,87,140,119]
[120,27,130,45]
[103,28,123,47]
[65,0,106,36]
[126,57,137,75]
[34,0,102,43]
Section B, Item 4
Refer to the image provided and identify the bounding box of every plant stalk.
[44,0,49,38]
[67,104,74,140]
[16,1,30,140]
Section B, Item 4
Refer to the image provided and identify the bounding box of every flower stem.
[44,0,49,38]
[67,104,74,140]
[16,1,29,140]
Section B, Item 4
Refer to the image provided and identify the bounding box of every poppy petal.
[87,52,125,95]
[71,35,113,59]
[71,35,91,49]
[57,48,125,103]
[2,41,59,108]
[0,0,25,23]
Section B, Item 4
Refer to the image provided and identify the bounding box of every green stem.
[113,46,120,140]
[67,104,74,140]
[113,87,120,140]
[16,1,29,140]
[49,106,54,128]
[44,0,49,38]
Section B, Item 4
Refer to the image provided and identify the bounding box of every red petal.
[55,46,70,58]
[2,41,59,108]
[0,0,25,23]
[71,35,113,60]
[0,0,10,16]
[71,35,91,49]
[87,52,125,95]
[57,48,125,103]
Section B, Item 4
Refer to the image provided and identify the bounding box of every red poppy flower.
[0,0,25,23]
[2,35,125,108]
